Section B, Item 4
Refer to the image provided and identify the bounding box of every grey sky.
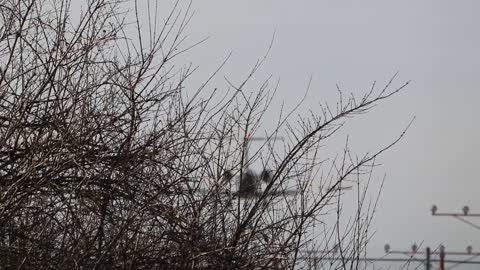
[176,0,480,268]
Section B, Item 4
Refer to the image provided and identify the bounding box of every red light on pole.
[439,245,445,270]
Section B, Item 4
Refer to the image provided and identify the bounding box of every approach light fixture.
[431,205,438,215]
[463,205,470,215]
[384,244,390,253]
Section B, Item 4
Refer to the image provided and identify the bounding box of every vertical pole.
[426,247,431,270]
[439,247,445,270]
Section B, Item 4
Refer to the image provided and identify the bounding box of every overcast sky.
[170,1,480,269]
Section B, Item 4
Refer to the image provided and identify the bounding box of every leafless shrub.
[0,0,410,269]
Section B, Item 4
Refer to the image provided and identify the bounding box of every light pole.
[431,205,480,231]
[384,243,430,270]
[439,245,445,270]
[426,247,431,270]
[384,244,480,270]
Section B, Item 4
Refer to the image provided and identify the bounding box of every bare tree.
[0,0,411,269]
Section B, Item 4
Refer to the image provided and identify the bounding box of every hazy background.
[173,0,480,269]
